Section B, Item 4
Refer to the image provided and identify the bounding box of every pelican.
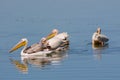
[92,27,109,46]
[9,32,69,56]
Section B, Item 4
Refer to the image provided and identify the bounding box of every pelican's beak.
[46,33,57,40]
[9,40,27,53]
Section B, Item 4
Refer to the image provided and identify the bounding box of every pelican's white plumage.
[47,32,69,49]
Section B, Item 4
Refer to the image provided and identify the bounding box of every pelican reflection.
[10,58,28,73]
[92,43,109,60]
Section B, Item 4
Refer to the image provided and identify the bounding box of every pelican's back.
[48,32,69,49]
[56,32,69,40]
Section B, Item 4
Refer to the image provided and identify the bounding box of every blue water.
[0,0,120,80]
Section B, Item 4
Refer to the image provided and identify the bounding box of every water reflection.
[10,58,28,73]
[10,49,68,73]
[92,44,109,60]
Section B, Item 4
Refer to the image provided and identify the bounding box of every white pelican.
[9,32,69,56]
[92,27,109,46]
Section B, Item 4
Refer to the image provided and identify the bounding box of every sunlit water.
[0,0,120,80]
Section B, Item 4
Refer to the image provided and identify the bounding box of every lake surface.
[0,0,120,80]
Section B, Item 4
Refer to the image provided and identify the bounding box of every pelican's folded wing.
[98,34,109,42]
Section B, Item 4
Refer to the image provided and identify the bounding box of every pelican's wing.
[47,32,69,49]
[98,34,109,42]
[55,32,69,40]
[23,43,42,54]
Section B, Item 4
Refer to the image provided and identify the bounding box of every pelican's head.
[52,29,59,34]
[9,38,28,53]
[40,37,47,44]
[97,27,101,34]
[46,29,59,40]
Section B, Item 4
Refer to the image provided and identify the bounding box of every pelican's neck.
[92,32,98,40]
[23,40,28,51]
[24,43,28,50]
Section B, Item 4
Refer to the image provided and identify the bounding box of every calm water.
[0,0,120,80]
